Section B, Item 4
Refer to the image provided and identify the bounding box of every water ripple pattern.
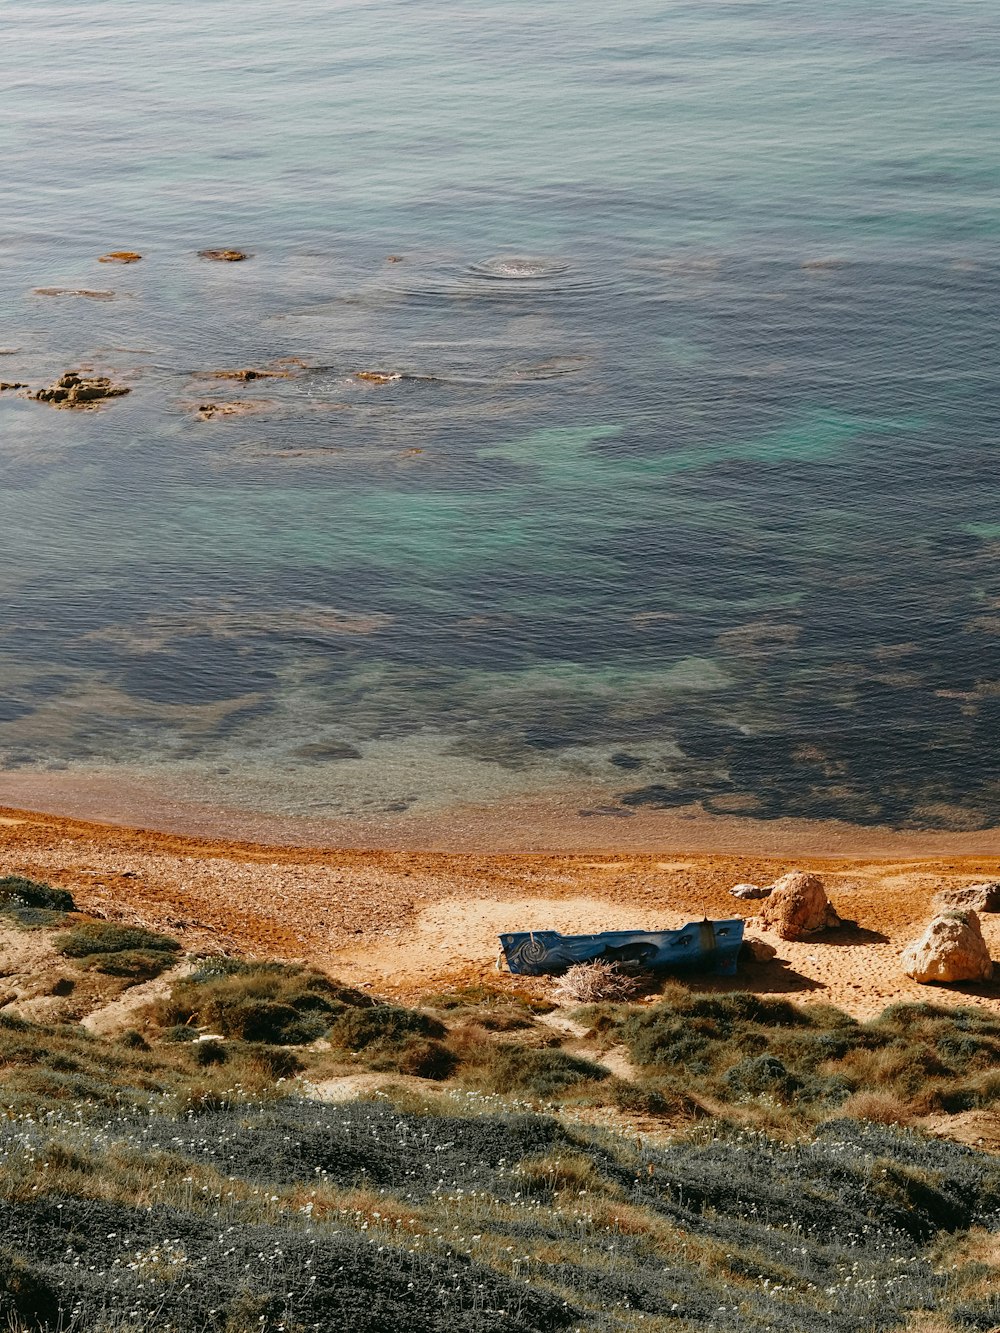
[1,0,999,830]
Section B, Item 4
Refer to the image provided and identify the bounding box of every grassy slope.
[0,883,999,1331]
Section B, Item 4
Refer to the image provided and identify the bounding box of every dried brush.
[551,959,640,1003]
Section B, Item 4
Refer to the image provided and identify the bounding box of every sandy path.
[2,805,1000,1018]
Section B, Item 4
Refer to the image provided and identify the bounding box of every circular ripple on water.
[373,254,601,305]
[469,255,572,281]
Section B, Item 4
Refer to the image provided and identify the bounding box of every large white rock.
[901,910,993,984]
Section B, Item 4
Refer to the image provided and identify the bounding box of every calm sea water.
[2,0,999,832]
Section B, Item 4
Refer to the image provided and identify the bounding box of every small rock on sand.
[901,909,993,984]
[758,870,841,941]
[730,882,770,900]
[742,936,777,963]
[933,882,1000,915]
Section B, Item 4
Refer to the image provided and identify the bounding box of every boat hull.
[499,919,744,977]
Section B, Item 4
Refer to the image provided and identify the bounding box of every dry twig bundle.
[551,958,640,1003]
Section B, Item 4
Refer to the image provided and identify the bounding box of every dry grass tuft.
[840,1090,915,1126]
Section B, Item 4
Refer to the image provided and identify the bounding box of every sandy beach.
[3,799,1000,1019]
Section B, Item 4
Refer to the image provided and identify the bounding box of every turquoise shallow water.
[2,0,1000,830]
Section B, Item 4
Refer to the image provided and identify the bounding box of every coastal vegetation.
[1,884,999,1330]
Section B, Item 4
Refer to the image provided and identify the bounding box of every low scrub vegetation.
[3,903,1000,1332]
[577,987,1000,1126]
[0,875,75,929]
[153,957,372,1044]
[463,1042,611,1099]
[0,1088,998,1331]
[55,921,182,980]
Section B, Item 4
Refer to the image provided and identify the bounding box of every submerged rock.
[934,882,1000,915]
[901,910,993,984]
[98,251,142,263]
[30,371,130,409]
[33,287,116,300]
[198,248,250,262]
[195,400,274,419]
[355,371,401,384]
[730,882,770,900]
[758,871,841,940]
[294,741,363,761]
[209,367,293,382]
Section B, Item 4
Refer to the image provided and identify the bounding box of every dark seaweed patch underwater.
[2,1,1000,830]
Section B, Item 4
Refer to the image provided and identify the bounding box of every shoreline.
[3,797,1000,1019]
[4,770,1000,858]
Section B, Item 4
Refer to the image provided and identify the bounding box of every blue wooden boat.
[499,919,744,977]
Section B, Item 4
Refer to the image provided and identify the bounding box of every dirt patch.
[332,895,694,993]
[921,1108,1000,1152]
[306,1072,434,1103]
[2,803,1000,1019]
[81,962,190,1036]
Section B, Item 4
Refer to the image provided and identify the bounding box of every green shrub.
[162,1024,199,1043]
[118,1030,150,1051]
[606,1077,683,1117]
[194,1039,227,1067]
[328,1005,445,1052]
[0,1012,212,1110]
[723,1055,802,1100]
[0,877,75,930]
[422,982,550,1021]
[0,876,75,912]
[579,989,1000,1124]
[368,1037,457,1080]
[241,1044,303,1079]
[80,948,178,980]
[55,922,181,958]
[157,959,370,1046]
[220,1000,327,1045]
[469,1045,610,1098]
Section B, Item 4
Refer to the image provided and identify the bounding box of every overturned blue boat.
[499,919,744,978]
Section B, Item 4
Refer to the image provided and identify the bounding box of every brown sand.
[2,803,1000,1018]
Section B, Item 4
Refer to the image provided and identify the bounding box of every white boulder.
[901,910,993,984]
